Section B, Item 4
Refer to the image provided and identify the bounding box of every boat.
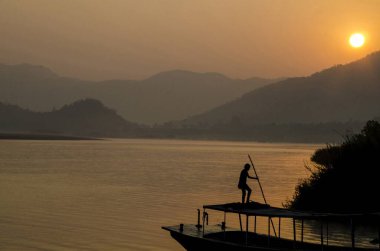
[162,201,380,251]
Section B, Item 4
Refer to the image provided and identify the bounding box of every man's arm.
[248,174,258,179]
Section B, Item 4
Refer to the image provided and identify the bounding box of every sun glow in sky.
[0,0,379,80]
[349,33,365,48]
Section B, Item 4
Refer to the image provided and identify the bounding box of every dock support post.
[202,209,206,237]
[223,211,226,240]
[224,211,226,228]
[278,217,281,239]
[293,218,296,248]
[246,215,249,246]
[196,209,202,229]
[351,217,355,250]
[268,217,271,246]
[326,221,329,246]
[301,219,304,243]
[321,220,324,251]
[239,213,243,232]
[254,216,257,233]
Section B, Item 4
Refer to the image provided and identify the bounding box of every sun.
[349,33,365,48]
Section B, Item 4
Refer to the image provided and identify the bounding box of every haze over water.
[0,139,375,250]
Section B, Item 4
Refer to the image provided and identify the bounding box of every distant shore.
[0,133,100,140]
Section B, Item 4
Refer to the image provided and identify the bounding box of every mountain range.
[0,98,367,142]
[0,64,278,124]
[1,51,380,142]
[180,51,380,127]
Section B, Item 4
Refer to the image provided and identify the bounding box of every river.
[0,139,375,250]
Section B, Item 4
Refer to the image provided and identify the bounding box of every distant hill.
[0,98,366,143]
[0,64,278,124]
[0,99,141,137]
[181,51,380,127]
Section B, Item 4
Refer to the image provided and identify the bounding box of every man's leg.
[241,189,246,203]
[246,186,252,203]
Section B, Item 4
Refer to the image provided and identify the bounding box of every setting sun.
[349,33,365,48]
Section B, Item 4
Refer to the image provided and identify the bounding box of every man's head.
[244,163,250,170]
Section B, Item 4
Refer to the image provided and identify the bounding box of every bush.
[285,120,380,212]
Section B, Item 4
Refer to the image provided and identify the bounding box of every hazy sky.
[1,0,379,80]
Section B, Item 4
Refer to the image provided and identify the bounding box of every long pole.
[248,154,267,204]
[248,154,277,237]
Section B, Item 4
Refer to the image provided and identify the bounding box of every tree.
[285,120,380,212]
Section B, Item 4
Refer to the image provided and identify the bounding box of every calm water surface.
[0,139,375,250]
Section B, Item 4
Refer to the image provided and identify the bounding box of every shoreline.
[0,133,100,140]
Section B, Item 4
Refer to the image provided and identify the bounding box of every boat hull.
[164,225,289,251]
[163,224,374,251]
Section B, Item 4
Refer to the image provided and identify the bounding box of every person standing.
[238,163,258,203]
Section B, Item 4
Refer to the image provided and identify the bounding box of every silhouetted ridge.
[182,51,380,126]
[146,70,230,83]
[0,63,58,79]
[0,99,141,137]
[58,99,117,115]
[0,65,275,124]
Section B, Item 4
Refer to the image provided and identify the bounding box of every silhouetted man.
[238,163,258,203]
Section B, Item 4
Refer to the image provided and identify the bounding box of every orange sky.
[0,0,379,80]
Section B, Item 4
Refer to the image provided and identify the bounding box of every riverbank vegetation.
[285,120,380,213]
